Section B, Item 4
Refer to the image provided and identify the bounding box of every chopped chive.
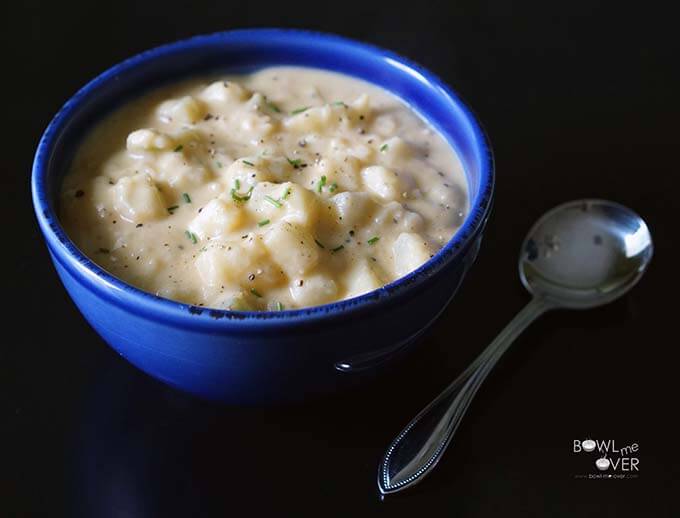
[235,179,241,190]
[167,205,179,214]
[174,144,183,152]
[182,192,191,203]
[276,301,284,311]
[328,182,338,193]
[185,230,198,244]
[317,175,327,193]
[291,106,310,115]
[286,157,304,168]
[332,101,348,108]
[231,186,254,202]
[314,239,325,249]
[264,195,282,208]
[331,244,344,252]
[242,160,255,167]
[368,236,380,245]
[216,161,223,168]
[258,219,271,227]
[250,287,263,298]
[380,143,388,152]
[266,101,281,113]
[281,187,291,200]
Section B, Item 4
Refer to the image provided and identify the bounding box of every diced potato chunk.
[239,95,277,136]
[262,221,319,277]
[157,96,204,124]
[427,181,467,208]
[344,260,382,299]
[350,93,371,120]
[224,158,272,188]
[264,156,294,183]
[316,152,362,193]
[199,81,249,105]
[361,165,405,202]
[380,136,411,167]
[111,174,165,223]
[248,182,319,228]
[188,198,243,239]
[284,105,332,132]
[331,191,376,229]
[373,201,425,233]
[126,128,174,152]
[393,232,434,277]
[281,184,320,227]
[195,235,268,287]
[155,152,211,190]
[239,112,276,137]
[289,274,337,307]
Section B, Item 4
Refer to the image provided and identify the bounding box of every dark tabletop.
[3,1,678,516]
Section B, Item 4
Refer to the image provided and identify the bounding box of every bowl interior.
[34,29,493,322]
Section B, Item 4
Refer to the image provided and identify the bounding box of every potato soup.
[60,67,468,311]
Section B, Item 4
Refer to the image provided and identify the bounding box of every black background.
[3,1,679,516]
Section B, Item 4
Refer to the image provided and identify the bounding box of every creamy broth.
[60,67,468,311]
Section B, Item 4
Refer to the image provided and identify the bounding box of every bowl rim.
[31,28,495,328]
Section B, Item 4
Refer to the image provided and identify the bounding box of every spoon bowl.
[520,199,653,309]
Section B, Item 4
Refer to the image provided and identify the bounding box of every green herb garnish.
[235,179,241,190]
[282,187,291,200]
[231,186,254,202]
[332,101,348,108]
[314,239,325,249]
[242,160,255,167]
[276,301,284,311]
[216,161,223,168]
[291,106,310,115]
[182,192,191,203]
[367,236,380,245]
[258,219,271,227]
[331,244,344,252]
[174,144,183,152]
[250,288,263,298]
[264,195,282,208]
[380,143,388,152]
[185,230,198,244]
[167,205,179,214]
[328,182,338,193]
[266,101,281,113]
[317,175,327,193]
[287,157,304,168]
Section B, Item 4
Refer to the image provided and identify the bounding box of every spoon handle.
[378,296,553,495]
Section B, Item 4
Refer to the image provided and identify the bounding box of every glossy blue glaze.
[32,29,494,403]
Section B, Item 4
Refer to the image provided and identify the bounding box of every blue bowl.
[31,29,494,403]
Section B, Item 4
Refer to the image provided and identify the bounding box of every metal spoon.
[377,199,653,495]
